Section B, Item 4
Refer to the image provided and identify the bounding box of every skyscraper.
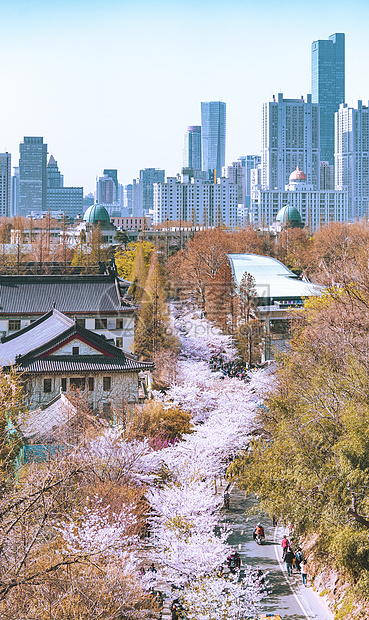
[46,155,83,218]
[139,168,165,215]
[335,101,369,219]
[183,126,202,171]
[0,153,11,217]
[103,169,119,200]
[47,155,64,188]
[261,93,320,191]
[19,137,47,215]
[201,101,226,180]
[311,33,345,166]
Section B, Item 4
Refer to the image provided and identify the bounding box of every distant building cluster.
[1,32,369,232]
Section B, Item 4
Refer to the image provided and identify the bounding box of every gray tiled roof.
[0,274,133,314]
[0,309,74,366]
[17,355,153,373]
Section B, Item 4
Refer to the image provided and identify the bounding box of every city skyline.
[0,0,368,193]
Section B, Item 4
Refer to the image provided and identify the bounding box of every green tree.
[134,251,175,359]
[115,241,154,280]
[128,242,148,302]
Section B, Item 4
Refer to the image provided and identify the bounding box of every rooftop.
[227,254,322,301]
[0,308,153,372]
[0,273,133,315]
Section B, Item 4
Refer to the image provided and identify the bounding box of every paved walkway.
[226,487,334,620]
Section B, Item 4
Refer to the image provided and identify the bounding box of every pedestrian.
[301,560,308,586]
[295,547,304,572]
[170,600,180,620]
[149,562,157,573]
[281,535,289,560]
[285,547,295,576]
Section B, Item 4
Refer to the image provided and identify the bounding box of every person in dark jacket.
[285,547,295,576]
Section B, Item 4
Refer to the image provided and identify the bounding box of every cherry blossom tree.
[180,570,265,620]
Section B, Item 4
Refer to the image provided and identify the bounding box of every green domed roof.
[83,203,110,224]
[276,204,302,227]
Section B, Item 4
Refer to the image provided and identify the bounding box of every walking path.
[226,487,334,619]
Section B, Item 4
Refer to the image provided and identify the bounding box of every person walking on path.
[281,535,289,560]
[285,547,295,576]
[301,560,308,586]
[294,547,304,572]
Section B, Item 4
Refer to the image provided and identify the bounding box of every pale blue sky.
[1,0,368,193]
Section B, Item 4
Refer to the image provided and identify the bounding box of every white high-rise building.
[153,176,237,228]
[262,93,320,191]
[335,101,369,219]
[222,161,246,206]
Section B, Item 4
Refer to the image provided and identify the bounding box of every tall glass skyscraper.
[0,153,11,217]
[311,33,345,166]
[201,101,226,180]
[19,137,48,215]
[183,126,202,170]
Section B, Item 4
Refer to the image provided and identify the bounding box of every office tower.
[261,93,320,191]
[312,33,345,166]
[139,168,165,215]
[153,176,237,227]
[335,101,369,219]
[47,188,84,218]
[47,155,64,188]
[201,101,226,180]
[46,155,83,218]
[0,153,11,217]
[19,137,48,215]
[12,167,19,216]
[97,175,116,204]
[103,169,118,199]
[132,179,141,216]
[183,126,202,170]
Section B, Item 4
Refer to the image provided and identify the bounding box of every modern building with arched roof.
[227,253,322,360]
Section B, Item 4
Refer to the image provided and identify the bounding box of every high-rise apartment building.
[201,101,226,180]
[0,153,11,217]
[320,161,334,190]
[183,126,202,171]
[261,93,320,191]
[238,155,261,207]
[335,101,369,219]
[222,161,245,206]
[153,176,237,228]
[19,137,48,215]
[312,33,345,166]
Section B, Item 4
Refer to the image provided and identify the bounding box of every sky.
[1,0,369,194]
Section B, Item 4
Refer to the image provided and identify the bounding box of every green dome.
[276,204,303,227]
[83,203,110,224]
